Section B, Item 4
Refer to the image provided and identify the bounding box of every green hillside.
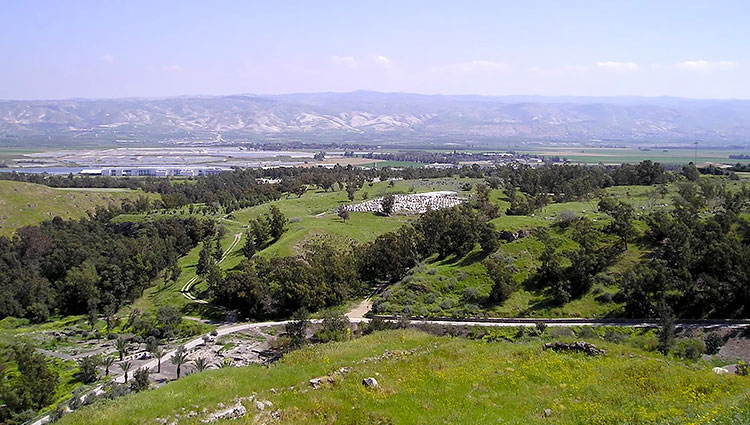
[0,180,154,236]
[56,330,750,425]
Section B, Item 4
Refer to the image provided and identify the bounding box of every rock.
[362,377,379,389]
[543,409,552,417]
[543,341,605,356]
[309,378,322,389]
[201,402,246,423]
[713,367,730,375]
[254,400,272,411]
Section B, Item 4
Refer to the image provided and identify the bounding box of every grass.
[0,180,156,236]
[126,178,479,317]
[374,184,679,319]
[55,329,750,425]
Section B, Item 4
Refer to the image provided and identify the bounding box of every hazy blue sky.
[1,1,748,99]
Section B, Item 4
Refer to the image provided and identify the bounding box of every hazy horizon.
[2,1,749,100]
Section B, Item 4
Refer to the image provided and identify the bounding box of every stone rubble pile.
[543,341,606,356]
[343,191,464,214]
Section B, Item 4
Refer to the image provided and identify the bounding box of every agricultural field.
[0,180,156,237]
[514,146,750,166]
[55,329,750,425]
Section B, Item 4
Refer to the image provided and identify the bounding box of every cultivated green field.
[0,180,156,237]
[55,329,750,425]
[514,147,750,166]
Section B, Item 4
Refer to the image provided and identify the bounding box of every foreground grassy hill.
[0,180,154,236]
[57,329,750,425]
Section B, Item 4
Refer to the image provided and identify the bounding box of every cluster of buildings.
[79,167,230,177]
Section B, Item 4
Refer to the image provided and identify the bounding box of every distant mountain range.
[1,91,749,146]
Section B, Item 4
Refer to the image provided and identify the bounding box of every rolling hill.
[2,92,750,145]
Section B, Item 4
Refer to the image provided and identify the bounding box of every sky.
[1,0,749,100]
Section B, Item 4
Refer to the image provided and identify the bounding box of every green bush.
[576,327,598,340]
[704,333,724,355]
[673,338,706,360]
[629,333,659,352]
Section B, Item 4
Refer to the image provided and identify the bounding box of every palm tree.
[119,361,132,383]
[192,357,210,373]
[218,358,232,368]
[150,346,165,373]
[115,336,128,361]
[170,346,188,379]
[102,356,115,376]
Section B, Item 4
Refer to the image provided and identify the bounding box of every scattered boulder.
[200,401,246,423]
[543,409,552,417]
[713,367,730,375]
[362,377,379,389]
[543,341,605,356]
[309,378,322,389]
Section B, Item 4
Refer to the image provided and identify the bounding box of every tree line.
[0,210,214,322]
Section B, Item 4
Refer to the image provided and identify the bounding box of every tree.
[346,183,357,201]
[119,360,132,383]
[337,206,350,222]
[381,194,396,216]
[268,205,288,240]
[102,356,115,376]
[315,310,351,342]
[86,298,98,330]
[658,304,676,355]
[241,232,256,259]
[115,336,128,361]
[598,196,634,250]
[130,368,150,392]
[76,355,100,384]
[294,184,307,198]
[484,256,516,303]
[103,303,116,333]
[251,218,270,247]
[474,183,499,219]
[156,306,181,337]
[213,237,223,261]
[285,309,310,349]
[11,343,59,410]
[682,162,700,182]
[192,357,210,372]
[478,221,498,254]
[197,240,214,277]
[170,345,189,378]
[150,346,165,373]
[537,245,570,304]
[169,260,182,284]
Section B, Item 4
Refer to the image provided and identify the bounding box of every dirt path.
[180,233,242,304]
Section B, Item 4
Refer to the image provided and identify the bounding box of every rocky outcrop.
[543,341,605,356]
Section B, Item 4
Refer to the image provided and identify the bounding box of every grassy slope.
[127,178,479,316]
[56,330,750,425]
[0,180,154,236]
[376,184,675,318]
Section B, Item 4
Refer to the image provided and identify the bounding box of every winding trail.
[180,233,242,304]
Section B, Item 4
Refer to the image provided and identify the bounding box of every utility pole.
[694,142,698,164]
